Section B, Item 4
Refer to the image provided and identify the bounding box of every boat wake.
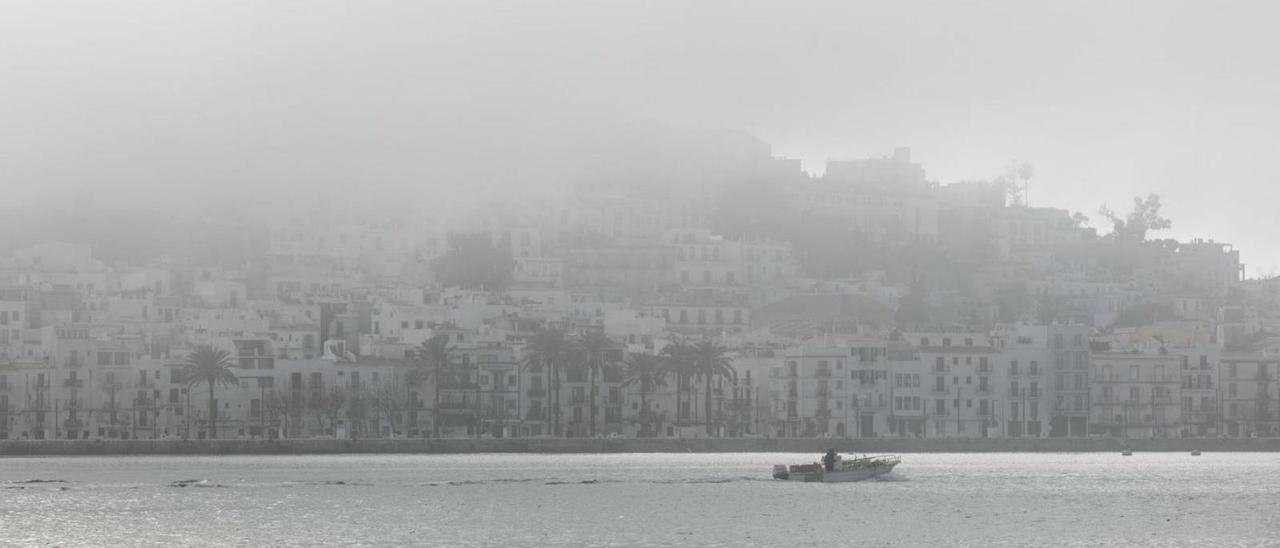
[169,479,230,488]
[419,476,770,487]
[150,476,784,489]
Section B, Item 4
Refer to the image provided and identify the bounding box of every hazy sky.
[3,1,1278,273]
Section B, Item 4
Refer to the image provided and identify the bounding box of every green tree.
[521,328,575,436]
[1112,302,1177,328]
[576,330,616,437]
[660,341,695,430]
[998,161,1034,207]
[415,334,454,438]
[688,340,737,436]
[710,179,797,240]
[895,278,931,327]
[432,233,516,291]
[182,345,240,439]
[787,214,874,278]
[1098,194,1172,242]
[623,353,668,437]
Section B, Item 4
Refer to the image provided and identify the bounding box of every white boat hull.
[773,455,901,483]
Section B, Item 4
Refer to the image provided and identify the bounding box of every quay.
[2,437,1277,456]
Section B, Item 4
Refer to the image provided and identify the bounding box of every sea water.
[1,452,1276,546]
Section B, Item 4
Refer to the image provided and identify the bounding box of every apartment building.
[1218,353,1280,438]
[912,333,1002,438]
[1090,353,1185,439]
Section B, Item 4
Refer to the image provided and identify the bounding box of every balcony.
[437,401,472,410]
[815,368,832,378]
[133,396,156,408]
[570,396,586,405]
[63,378,85,389]
[526,387,547,398]
[525,410,547,421]
[63,418,85,429]
[815,389,831,399]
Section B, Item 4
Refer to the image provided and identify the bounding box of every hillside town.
[1,147,1273,443]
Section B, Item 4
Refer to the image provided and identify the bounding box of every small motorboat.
[772,453,901,483]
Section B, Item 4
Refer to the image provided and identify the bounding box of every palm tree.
[577,329,615,437]
[689,340,736,436]
[182,345,240,439]
[623,353,667,437]
[415,334,453,438]
[521,328,573,436]
[660,341,694,430]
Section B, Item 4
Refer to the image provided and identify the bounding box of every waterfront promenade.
[3,436,1278,456]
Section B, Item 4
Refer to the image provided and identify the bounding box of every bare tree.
[312,387,347,437]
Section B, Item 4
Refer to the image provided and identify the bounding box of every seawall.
[3,437,1278,456]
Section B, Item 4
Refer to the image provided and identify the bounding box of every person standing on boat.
[823,448,838,472]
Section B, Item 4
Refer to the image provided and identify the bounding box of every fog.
[2,0,1278,270]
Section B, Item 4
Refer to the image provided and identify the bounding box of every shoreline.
[3,437,1279,456]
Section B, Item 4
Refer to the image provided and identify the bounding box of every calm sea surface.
[1,452,1277,547]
